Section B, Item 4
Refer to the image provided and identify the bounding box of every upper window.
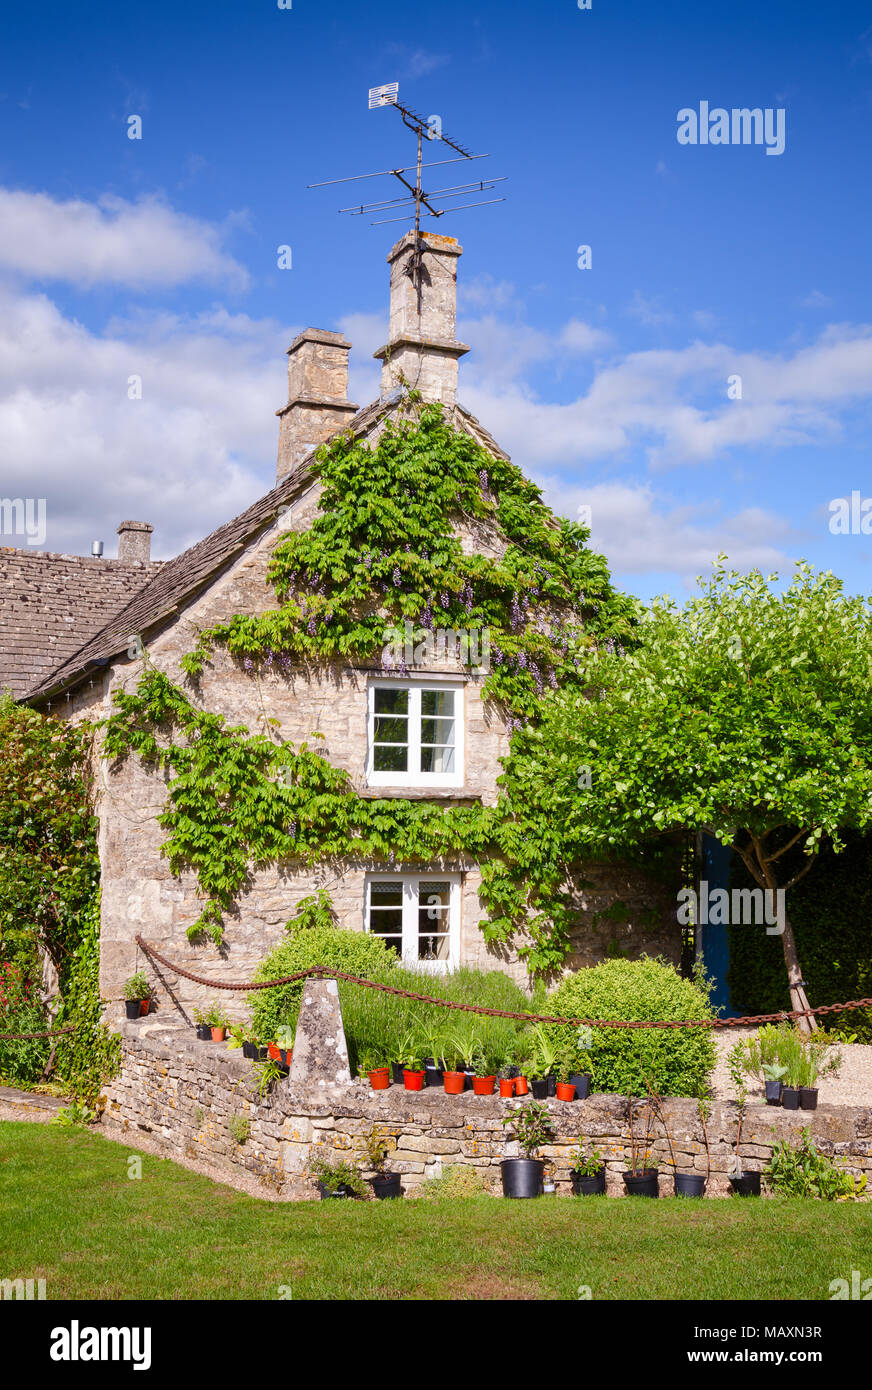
[367,681,463,787]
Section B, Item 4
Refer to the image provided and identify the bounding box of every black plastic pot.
[423,1058,444,1088]
[391,1062,405,1086]
[530,1078,549,1099]
[196,1023,211,1040]
[673,1173,706,1197]
[569,1072,591,1099]
[500,1157,544,1198]
[781,1086,801,1111]
[125,1000,140,1020]
[463,1067,475,1091]
[622,1170,659,1197]
[546,1074,557,1097]
[800,1087,819,1111]
[370,1172,402,1200]
[765,1080,783,1105]
[729,1171,761,1197]
[257,1045,270,1061]
[242,1041,257,1060]
[318,1182,356,1200]
[570,1168,606,1196]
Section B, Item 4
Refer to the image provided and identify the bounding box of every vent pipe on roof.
[91,541,104,558]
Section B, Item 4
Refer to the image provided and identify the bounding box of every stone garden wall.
[99,1022,872,1201]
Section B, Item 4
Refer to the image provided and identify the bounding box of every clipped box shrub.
[543,956,716,1097]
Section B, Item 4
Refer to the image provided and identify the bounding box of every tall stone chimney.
[373,231,469,406]
[276,329,358,481]
[116,520,153,562]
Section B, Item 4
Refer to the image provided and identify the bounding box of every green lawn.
[1,1123,869,1301]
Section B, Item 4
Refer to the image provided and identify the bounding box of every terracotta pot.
[403,1069,425,1091]
[138,999,150,1016]
[472,1075,496,1096]
[210,1026,226,1042]
[368,1067,390,1090]
[514,1076,528,1096]
[267,1041,281,1061]
[556,1082,576,1102]
[499,1078,515,1098]
[443,1070,466,1095]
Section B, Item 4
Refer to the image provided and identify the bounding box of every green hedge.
[542,956,717,1096]
[727,832,872,1041]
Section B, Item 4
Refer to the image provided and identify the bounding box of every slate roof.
[22,397,510,705]
[0,549,159,700]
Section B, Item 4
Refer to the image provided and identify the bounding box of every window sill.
[359,787,482,802]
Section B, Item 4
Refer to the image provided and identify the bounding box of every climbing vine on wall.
[102,399,637,972]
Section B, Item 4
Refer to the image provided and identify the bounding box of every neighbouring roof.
[25,398,508,705]
[0,549,159,700]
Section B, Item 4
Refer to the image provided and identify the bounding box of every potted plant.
[421,1027,446,1089]
[275,1024,295,1068]
[441,1041,467,1095]
[621,1094,659,1196]
[192,1005,211,1041]
[307,1153,368,1201]
[649,1081,705,1197]
[451,1027,480,1092]
[358,1050,390,1090]
[728,1043,761,1195]
[124,971,151,1018]
[391,1031,415,1085]
[471,1045,496,1096]
[569,1137,606,1196]
[500,1100,552,1198]
[397,1041,425,1091]
[798,1034,842,1111]
[204,1004,229,1043]
[525,1025,558,1099]
[762,1061,787,1105]
[361,1126,402,1200]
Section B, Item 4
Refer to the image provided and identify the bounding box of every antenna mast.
[308,83,507,291]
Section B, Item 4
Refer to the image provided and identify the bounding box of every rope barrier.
[134,935,872,1032]
[0,1025,79,1040]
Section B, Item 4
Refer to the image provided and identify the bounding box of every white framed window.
[367,680,463,788]
[365,874,461,972]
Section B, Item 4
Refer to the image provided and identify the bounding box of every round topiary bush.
[543,957,716,1097]
[250,926,398,1045]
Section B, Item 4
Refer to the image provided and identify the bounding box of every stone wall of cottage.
[100,1026,872,1201]
[55,470,680,1022]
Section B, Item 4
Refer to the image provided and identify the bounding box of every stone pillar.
[373,231,470,405]
[286,977,351,1088]
[276,329,358,481]
[116,521,153,562]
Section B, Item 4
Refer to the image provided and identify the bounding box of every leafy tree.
[502,561,872,1029]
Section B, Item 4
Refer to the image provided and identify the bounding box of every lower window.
[366,874,460,971]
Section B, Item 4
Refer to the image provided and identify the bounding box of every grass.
[1,1122,869,1301]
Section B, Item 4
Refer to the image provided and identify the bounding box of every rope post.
[286,977,351,1088]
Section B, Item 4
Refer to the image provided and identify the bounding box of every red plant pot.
[138,999,150,1016]
[514,1076,529,1096]
[556,1082,576,1102]
[472,1075,496,1096]
[368,1068,391,1090]
[499,1078,515,1098]
[267,1041,281,1060]
[210,1026,226,1042]
[403,1069,425,1091]
[443,1071,466,1095]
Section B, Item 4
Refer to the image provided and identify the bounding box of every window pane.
[373,743,408,773]
[418,932,450,961]
[370,883,404,939]
[374,714,409,744]
[375,688,409,715]
[422,690,454,717]
[421,717,455,747]
[420,744,455,774]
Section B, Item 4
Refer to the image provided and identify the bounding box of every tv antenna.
[308,83,507,288]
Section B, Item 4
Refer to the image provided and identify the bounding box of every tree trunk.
[780,910,817,1036]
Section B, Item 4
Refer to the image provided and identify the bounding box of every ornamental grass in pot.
[471,1045,496,1096]
[569,1138,606,1196]
[500,1100,552,1198]
[124,971,152,1019]
[441,1041,467,1095]
[358,1050,390,1091]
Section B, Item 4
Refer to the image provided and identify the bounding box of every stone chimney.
[276,329,358,481]
[116,521,153,562]
[373,231,470,406]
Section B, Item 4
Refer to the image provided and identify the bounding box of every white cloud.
[0,188,249,290]
[802,289,833,308]
[559,319,612,354]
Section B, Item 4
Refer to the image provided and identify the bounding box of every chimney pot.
[116,521,154,562]
[276,328,358,481]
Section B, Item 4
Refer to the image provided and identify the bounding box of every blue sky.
[1,0,871,601]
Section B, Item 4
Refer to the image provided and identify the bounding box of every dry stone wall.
[100,1024,872,1202]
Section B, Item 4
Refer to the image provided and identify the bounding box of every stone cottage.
[12,230,681,1023]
